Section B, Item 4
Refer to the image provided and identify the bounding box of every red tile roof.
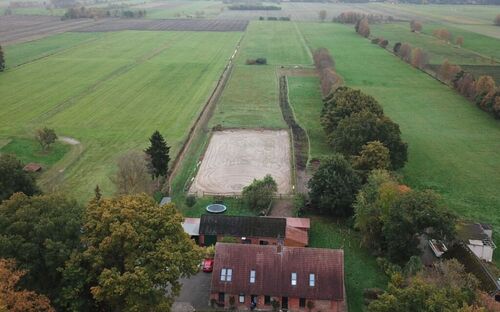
[211,243,344,301]
[286,218,310,230]
[285,226,309,246]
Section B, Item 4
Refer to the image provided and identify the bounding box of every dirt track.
[189,130,291,196]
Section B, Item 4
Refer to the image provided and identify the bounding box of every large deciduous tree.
[330,110,408,170]
[60,194,202,312]
[352,141,391,174]
[242,174,278,213]
[0,154,39,202]
[321,87,384,135]
[0,259,55,312]
[0,193,82,306]
[144,131,170,179]
[308,154,361,217]
[111,151,153,195]
[35,127,57,151]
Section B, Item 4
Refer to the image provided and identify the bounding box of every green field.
[309,217,387,312]
[145,1,224,19]
[211,21,312,129]
[287,76,332,161]
[4,32,103,68]
[0,30,242,201]
[299,22,500,265]
[0,138,70,167]
[370,22,500,65]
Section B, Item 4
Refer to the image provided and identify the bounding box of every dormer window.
[250,270,256,283]
[309,273,315,287]
[221,268,232,281]
[291,272,297,286]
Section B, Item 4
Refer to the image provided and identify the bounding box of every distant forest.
[338,0,500,4]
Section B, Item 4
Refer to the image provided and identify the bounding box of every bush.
[242,174,277,212]
[245,57,267,65]
[379,39,388,48]
[371,38,380,44]
[185,195,196,207]
[292,193,307,217]
[267,16,278,20]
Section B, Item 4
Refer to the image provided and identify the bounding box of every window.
[239,294,245,303]
[264,296,271,305]
[291,272,297,286]
[250,270,256,283]
[221,268,232,281]
[259,240,269,245]
[309,273,315,287]
[299,298,306,308]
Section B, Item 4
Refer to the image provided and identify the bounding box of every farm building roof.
[211,243,345,301]
[285,217,310,230]
[199,215,286,238]
[23,163,42,172]
[285,226,309,246]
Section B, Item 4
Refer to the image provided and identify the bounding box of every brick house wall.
[210,293,346,312]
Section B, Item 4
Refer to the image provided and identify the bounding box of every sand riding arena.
[189,129,292,196]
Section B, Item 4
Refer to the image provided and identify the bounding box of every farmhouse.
[210,243,346,312]
[197,215,309,247]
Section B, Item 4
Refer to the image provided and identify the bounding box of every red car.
[202,258,214,272]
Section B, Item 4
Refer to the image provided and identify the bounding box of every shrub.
[393,42,401,54]
[371,38,380,44]
[267,16,277,20]
[185,195,196,207]
[409,20,422,32]
[242,174,277,212]
[379,39,389,48]
[494,14,500,26]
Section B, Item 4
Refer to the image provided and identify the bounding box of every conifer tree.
[145,131,170,179]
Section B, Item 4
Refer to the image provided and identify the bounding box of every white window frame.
[291,272,297,286]
[309,273,315,287]
[239,294,245,303]
[227,268,233,281]
[250,270,256,283]
[221,268,227,281]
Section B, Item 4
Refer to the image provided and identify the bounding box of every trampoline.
[206,204,227,214]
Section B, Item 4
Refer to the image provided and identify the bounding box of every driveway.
[173,272,212,311]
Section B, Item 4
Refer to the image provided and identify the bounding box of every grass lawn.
[370,22,500,65]
[309,216,387,312]
[299,22,500,265]
[237,21,312,66]
[4,32,103,68]
[287,76,333,161]
[210,65,286,129]
[0,138,70,167]
[0,30,242,201]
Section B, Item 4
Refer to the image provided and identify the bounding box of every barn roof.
[199,215,286,238]
[211,243,344,301]
[286,217,310,229]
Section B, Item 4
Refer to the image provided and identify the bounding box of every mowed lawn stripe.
[0,30,242,200]
[299,22,500,265]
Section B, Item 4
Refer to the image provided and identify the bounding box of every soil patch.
[189,129,291,196]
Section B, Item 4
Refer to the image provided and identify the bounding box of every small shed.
[23,163,42,172]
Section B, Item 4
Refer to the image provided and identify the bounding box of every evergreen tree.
[0,44,4,72]
[144,131,170,179]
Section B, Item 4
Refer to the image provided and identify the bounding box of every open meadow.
[0,30,242,200]
[299,22,500,265]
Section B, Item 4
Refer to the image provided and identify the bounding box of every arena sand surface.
[190,129,291,196]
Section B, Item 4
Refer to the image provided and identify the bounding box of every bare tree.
[111,151,154,195]
[318,10,327,22]
[411,47,429,69]
[35,127,57,151]
[356,17,370,38]
[410,20,422,32]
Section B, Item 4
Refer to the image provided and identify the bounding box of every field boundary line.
[293,21,313,64]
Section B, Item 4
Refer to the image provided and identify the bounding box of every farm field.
[370,22,500,65]
[143,1,224,19]
[0,30,242,201]
[299,22,500,265]
[211,21,311,129]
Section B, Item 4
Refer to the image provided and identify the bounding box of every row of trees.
[312,48,343,96]
[0,44,4,72]
[334,11,394,24]
[439,60,500,118]
[431,27,464,46]
[355,17,370,38]
[393,42,430,70]
[62,6,146,19]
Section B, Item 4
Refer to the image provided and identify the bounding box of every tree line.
[62,6,146,19]
[312,48,343,96]
[0,131,203,311]
[334,11,394,24]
